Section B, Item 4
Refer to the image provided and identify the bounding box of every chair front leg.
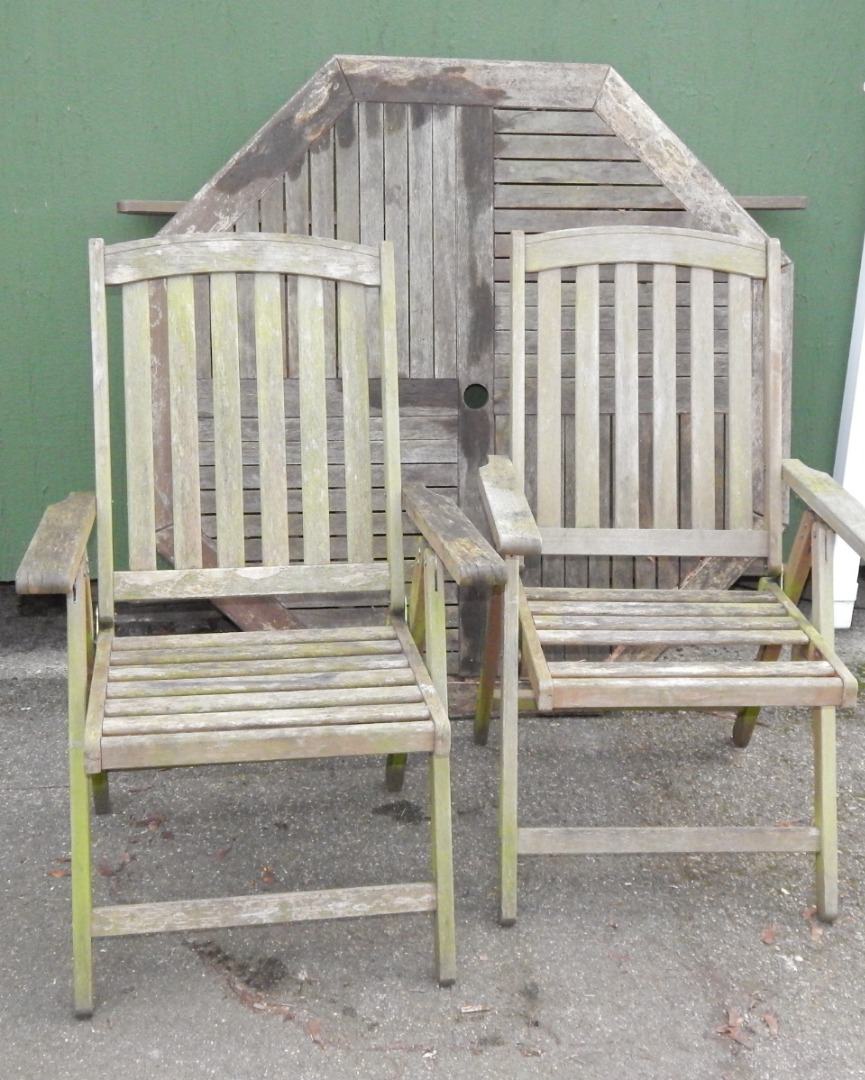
[500,557,521,925]
[810,519,839,920]
[430,751,456,985]
[67,564,94,1017]
[421,549,456,983]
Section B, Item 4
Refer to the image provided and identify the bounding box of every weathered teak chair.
[17,233,504,1016]
[478,225,865,926]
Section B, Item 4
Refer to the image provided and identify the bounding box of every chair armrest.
[479,455,542,557]
[403,482,506,589]
[16,493,97,595]
[782,459,865,560]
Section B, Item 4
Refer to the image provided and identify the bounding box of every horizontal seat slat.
[546,660,836,679]
[533,615,797,631]
[537,628,809,646]
[522,587,776,604]
[104,684,426,717]
[111,626,397,650]
[110,636,401,666]
[110,654,410,681]
[103,702,433,736]
[107,667,418,699]
[528,601,787,617]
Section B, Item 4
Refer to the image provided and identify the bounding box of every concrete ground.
[2,580,865,1079]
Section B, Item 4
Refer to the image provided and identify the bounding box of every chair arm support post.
[810,520,836,651]
[479,456,542,557]
[782,459,865,561]
[403,482,506,590]
[16,493,97,596]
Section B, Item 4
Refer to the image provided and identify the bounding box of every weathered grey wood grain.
[518,827,821,856]
[91,883,437,937]
[56,231,460,1009]
[594,68,766,243]
[16,493,96,595]
[338,55,607,109]
[162,58,353,236]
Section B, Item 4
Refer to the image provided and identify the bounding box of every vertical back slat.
[384,104,410,374]
[689,266,716,528]
[510,232,527,486]
[310,129,337,375]
[727,272,754,528]
[574,264,600,527]
[652,263,679,528]
[193,277,212,378]
[340,281,374,561]
[335,105,361,244]
[255,273,290,565]
[297,275,331,564]
[614,262,639,527]
[90,240,114,618]
[210,273,246,567]
[764,238,784,571]
[284,156,310,377]
[122,280,156,570]
[432,105,457,378]
[408,102,434,378]
[536,268,563,527]
[359,102,384,379]
[234,206,259,379]
[378,242,405,611]
[167,275,202,568]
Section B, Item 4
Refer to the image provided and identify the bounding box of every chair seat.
[522,586,856,711]
[89,624,438,772]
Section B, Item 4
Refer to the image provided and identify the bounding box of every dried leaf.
[762,1013,780,1037]
[97,852,134,877]
[760,924,777,945]
[726,1007,744,1029]
[307,1017,324,1047]
[802,905,825,941]
[48,868,71,878]
[136,814,166,832]
[213,844,233,862]
[715,1007,754,1050]
[715,1024,753,1050]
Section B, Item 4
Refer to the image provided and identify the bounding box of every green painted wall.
[3,2,864,579]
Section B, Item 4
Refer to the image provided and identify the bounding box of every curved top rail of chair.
[98,233,383,287]
[523,225,770,277]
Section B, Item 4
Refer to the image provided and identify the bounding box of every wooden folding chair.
[17,233,504,1015]
[477,225,865,925]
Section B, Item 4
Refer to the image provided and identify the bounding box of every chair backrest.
[90,233,405,622]
[509,225,784,580]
